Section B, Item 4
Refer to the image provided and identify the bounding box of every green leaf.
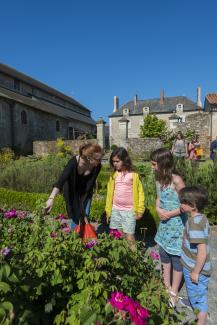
[0,281,11,293]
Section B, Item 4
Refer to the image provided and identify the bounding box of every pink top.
[113,171,133,211]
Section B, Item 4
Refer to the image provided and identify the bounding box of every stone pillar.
[118,117,129,148]
[96,117,106,149]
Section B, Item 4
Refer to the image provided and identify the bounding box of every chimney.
[197,86,202,108]
[113,96,119,112]
[134,94,138,106]
[160,89,164,105]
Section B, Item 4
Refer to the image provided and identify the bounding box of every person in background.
[210,136,217,161]
[150,148,186,307]
[171,131,188,160]
[105,147,145,249]
[44,143,103,229]
[179,186,212,325]
[188,137,197,161]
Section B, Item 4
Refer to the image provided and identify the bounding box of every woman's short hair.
[79,143,103,157]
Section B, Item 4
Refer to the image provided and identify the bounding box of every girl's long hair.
[110,147,133,172]
[150,148,175,186]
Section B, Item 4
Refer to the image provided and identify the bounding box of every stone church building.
[0,63,96,154]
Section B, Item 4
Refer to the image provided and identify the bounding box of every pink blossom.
[55,214,66,221]
[108,292,133,311]
[17,211,27,219]
[61,226,71,234]
[85,239,98,249]
[108,292,149,325]
[4,209,17,219]
[109,229,123,239]
[129,301,149,325]
[50,231,57,238]
[149,250,160,260]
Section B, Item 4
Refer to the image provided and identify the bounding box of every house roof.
[0,86,96,126]
[206,93,217,104]
[109,96,201,117]
[0,62,90,113]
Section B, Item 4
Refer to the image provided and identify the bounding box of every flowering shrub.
[0,205,182,324]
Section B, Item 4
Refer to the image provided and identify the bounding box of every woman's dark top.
[54,156,101,223]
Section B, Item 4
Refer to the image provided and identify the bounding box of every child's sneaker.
[178,297,192,310]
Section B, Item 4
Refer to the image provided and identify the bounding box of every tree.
[140,114,167,138]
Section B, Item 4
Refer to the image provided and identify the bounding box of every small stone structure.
[126,138,163,159]
[33,139,98,156]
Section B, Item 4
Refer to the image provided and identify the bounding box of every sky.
[0,0,217,122]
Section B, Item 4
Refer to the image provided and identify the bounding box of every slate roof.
[109,96,201,117]
[0,86,96,126]
[0,62,90,113]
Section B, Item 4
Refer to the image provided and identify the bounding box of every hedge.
[0,187,66,216]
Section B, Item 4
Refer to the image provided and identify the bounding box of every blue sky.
[0,0,217,121]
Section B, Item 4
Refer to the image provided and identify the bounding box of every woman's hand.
[44,198,54,214]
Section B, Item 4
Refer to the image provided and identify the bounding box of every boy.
[179,186,212,325]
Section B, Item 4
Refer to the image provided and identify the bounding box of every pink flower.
[50,231,57,238]
[17,211,27,219]
[4,209,17,219]
[1,247,10,256]
[109,229,123,239]
[62,226,71,234]
[85,239,98,249]
[129,301,149,325]
[149,250,160,260]
[56,214,66,221]
[108,292,149,325]
[108,292,133,311]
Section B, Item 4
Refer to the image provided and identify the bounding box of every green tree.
[140,114,167,138]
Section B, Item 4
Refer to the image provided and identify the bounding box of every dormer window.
[143,107,149,114]
[123,108,129,116]
[176,103,183,114]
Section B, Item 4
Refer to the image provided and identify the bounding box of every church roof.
[0,63,90,113]
[0,86,96,125]
[109,96,201,117]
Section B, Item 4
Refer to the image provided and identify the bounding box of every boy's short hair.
[179,186,208,212]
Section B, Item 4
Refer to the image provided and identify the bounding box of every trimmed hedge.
[0,187,66,216]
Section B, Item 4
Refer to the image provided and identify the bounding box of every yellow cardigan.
[105,171,145,217]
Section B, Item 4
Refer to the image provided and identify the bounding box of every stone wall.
[33,139,98,156]
[174,112,210,156]
[126,138,163,160]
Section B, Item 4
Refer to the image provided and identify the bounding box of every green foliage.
[0,187,66,215]
[0,148,15,167]
[0,154,69,193]
[56,139,72,158]
[0,209,179,324]
[140,114,167,138]
[175,160,217,224]
[110,144,117,151]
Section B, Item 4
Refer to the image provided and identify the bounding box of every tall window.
[56,120,60,132]
[21,110,27,124]
[14,79,20,91]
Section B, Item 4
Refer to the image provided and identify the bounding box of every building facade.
[204,94,217,140]
[0,63,96,154]
[109,89,203,147]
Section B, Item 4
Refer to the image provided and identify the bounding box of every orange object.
[74,223,97,241]
[195,148,203,156]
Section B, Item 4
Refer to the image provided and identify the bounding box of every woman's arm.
[44,187,60,213]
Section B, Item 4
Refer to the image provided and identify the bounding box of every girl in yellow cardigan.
[105,147,145,246]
